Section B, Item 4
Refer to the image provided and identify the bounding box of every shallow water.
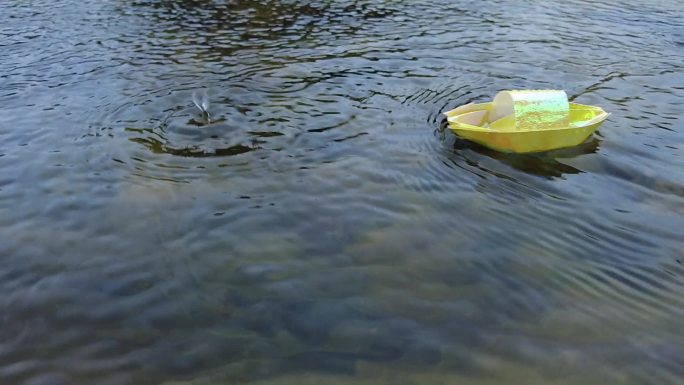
[1,0,683,384]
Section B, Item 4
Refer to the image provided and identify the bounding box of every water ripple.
[1,0,684,384]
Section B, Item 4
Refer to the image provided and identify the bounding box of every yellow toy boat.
[444,90,610,153]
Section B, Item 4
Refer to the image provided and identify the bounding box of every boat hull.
[445,102,609,153]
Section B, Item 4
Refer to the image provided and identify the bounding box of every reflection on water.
[1,0,684,384]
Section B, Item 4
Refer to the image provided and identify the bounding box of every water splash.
[192,88,211,123]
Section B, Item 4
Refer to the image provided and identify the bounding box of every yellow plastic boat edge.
[444,103,609,153]
[444,102,492,118]
[452,121,604,153]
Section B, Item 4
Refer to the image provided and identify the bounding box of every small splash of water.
[192,88,211,123]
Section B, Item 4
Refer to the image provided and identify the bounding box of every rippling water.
[1,0,684,384]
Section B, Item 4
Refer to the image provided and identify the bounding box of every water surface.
[1,1,683,384]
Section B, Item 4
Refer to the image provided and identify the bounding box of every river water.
[1,1,683,384]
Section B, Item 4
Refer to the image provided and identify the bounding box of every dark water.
[1,0,684,384]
